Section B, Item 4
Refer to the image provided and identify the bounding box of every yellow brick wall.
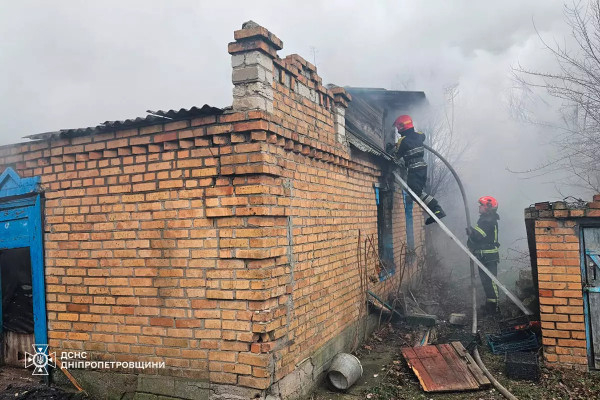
[526,195,600,370]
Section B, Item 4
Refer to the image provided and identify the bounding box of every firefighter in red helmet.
[467,196,500,314]
[389,115,446,225]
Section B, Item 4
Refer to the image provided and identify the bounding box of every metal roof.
[25,104,224,141]
[346,127,393,161]
[345,87,427,107]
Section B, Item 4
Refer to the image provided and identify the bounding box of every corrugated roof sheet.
[346,128,393,161]
[25,104,224,141]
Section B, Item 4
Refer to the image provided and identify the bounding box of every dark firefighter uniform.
[392,127,445,225]
[468,211,500,312]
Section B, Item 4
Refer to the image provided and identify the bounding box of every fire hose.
[387,144,520,400]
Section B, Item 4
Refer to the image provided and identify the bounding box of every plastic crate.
[487,330,539,354]
[505,351,540,381]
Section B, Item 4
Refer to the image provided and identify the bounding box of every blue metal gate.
[581,227,600,369]
[0,168,47,349]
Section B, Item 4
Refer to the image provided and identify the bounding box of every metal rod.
[367,290,404,319]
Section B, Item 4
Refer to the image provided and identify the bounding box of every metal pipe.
[367,290,405,320]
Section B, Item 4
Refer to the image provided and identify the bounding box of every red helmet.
[393,115,414,132]
[478,196,498,211]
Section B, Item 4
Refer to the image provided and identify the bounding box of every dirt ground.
[311,274,600,400]
[312,322,600,400]
[0,366,82,400]
[1,272,599,400]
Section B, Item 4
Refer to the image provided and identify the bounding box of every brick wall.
[0,112,292,385]
[0,21,427,398]
[525,194,600,370]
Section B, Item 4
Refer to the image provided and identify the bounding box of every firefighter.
[389,115,446,225]
[467,196,500,314]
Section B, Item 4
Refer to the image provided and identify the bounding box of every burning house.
[0,22,429,399]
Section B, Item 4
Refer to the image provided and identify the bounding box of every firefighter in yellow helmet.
[467,196,500,315]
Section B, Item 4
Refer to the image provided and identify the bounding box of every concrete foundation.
[268,312,381,400]
[53,313,381,400]
[54,370,209,400]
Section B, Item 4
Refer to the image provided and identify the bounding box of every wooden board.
[4,331,34,366]
[401,342,491,392]
[451,341,491,387]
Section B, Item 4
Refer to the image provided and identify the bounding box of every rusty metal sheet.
[401,342,490,392]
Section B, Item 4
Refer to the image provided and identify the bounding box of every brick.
[553,290,582,298]
[555,305,584,314]
[539,282,567,290]
[209,372,237,385]
[238,376,270,389]
[223,363,252,375]
[556,322,585,331]
[539,297,567,305]
[557,339,587,348]
[558,354,587,364]
[206,290,234,300]
[238,353,270,367]
[541,313,569,322]
[542,329,570,338]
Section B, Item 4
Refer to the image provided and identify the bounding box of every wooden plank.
[414,346,454,391]
[4,331,35,366]
[438,344,479,389]
[412,346,464,391]
[401,347,439,392]
[450,342,491,387]
[403,343,490,392]
[414,346,462,391]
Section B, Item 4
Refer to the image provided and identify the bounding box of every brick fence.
[0,22,426,399]
[525,194,600,370]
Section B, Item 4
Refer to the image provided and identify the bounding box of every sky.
[0,1,593,282]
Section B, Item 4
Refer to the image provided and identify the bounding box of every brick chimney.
[228,21,283,113]
[330,86,351,144]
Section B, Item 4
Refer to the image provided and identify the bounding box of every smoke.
[0,1,592,286]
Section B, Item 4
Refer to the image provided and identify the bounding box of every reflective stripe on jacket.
[394,128,427,170]
[468,211,500,259]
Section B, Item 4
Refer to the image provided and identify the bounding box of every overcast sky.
[0,1,566,141]
[0,1,591,279]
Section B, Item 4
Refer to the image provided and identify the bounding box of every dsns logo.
[25,345,56,375]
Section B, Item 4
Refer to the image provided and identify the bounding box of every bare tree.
[513,0,600,192]
[422,84,468,198]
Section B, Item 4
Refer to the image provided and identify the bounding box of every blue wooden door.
[0,168,47,350]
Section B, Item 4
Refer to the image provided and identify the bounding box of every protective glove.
[465,227,473,236]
